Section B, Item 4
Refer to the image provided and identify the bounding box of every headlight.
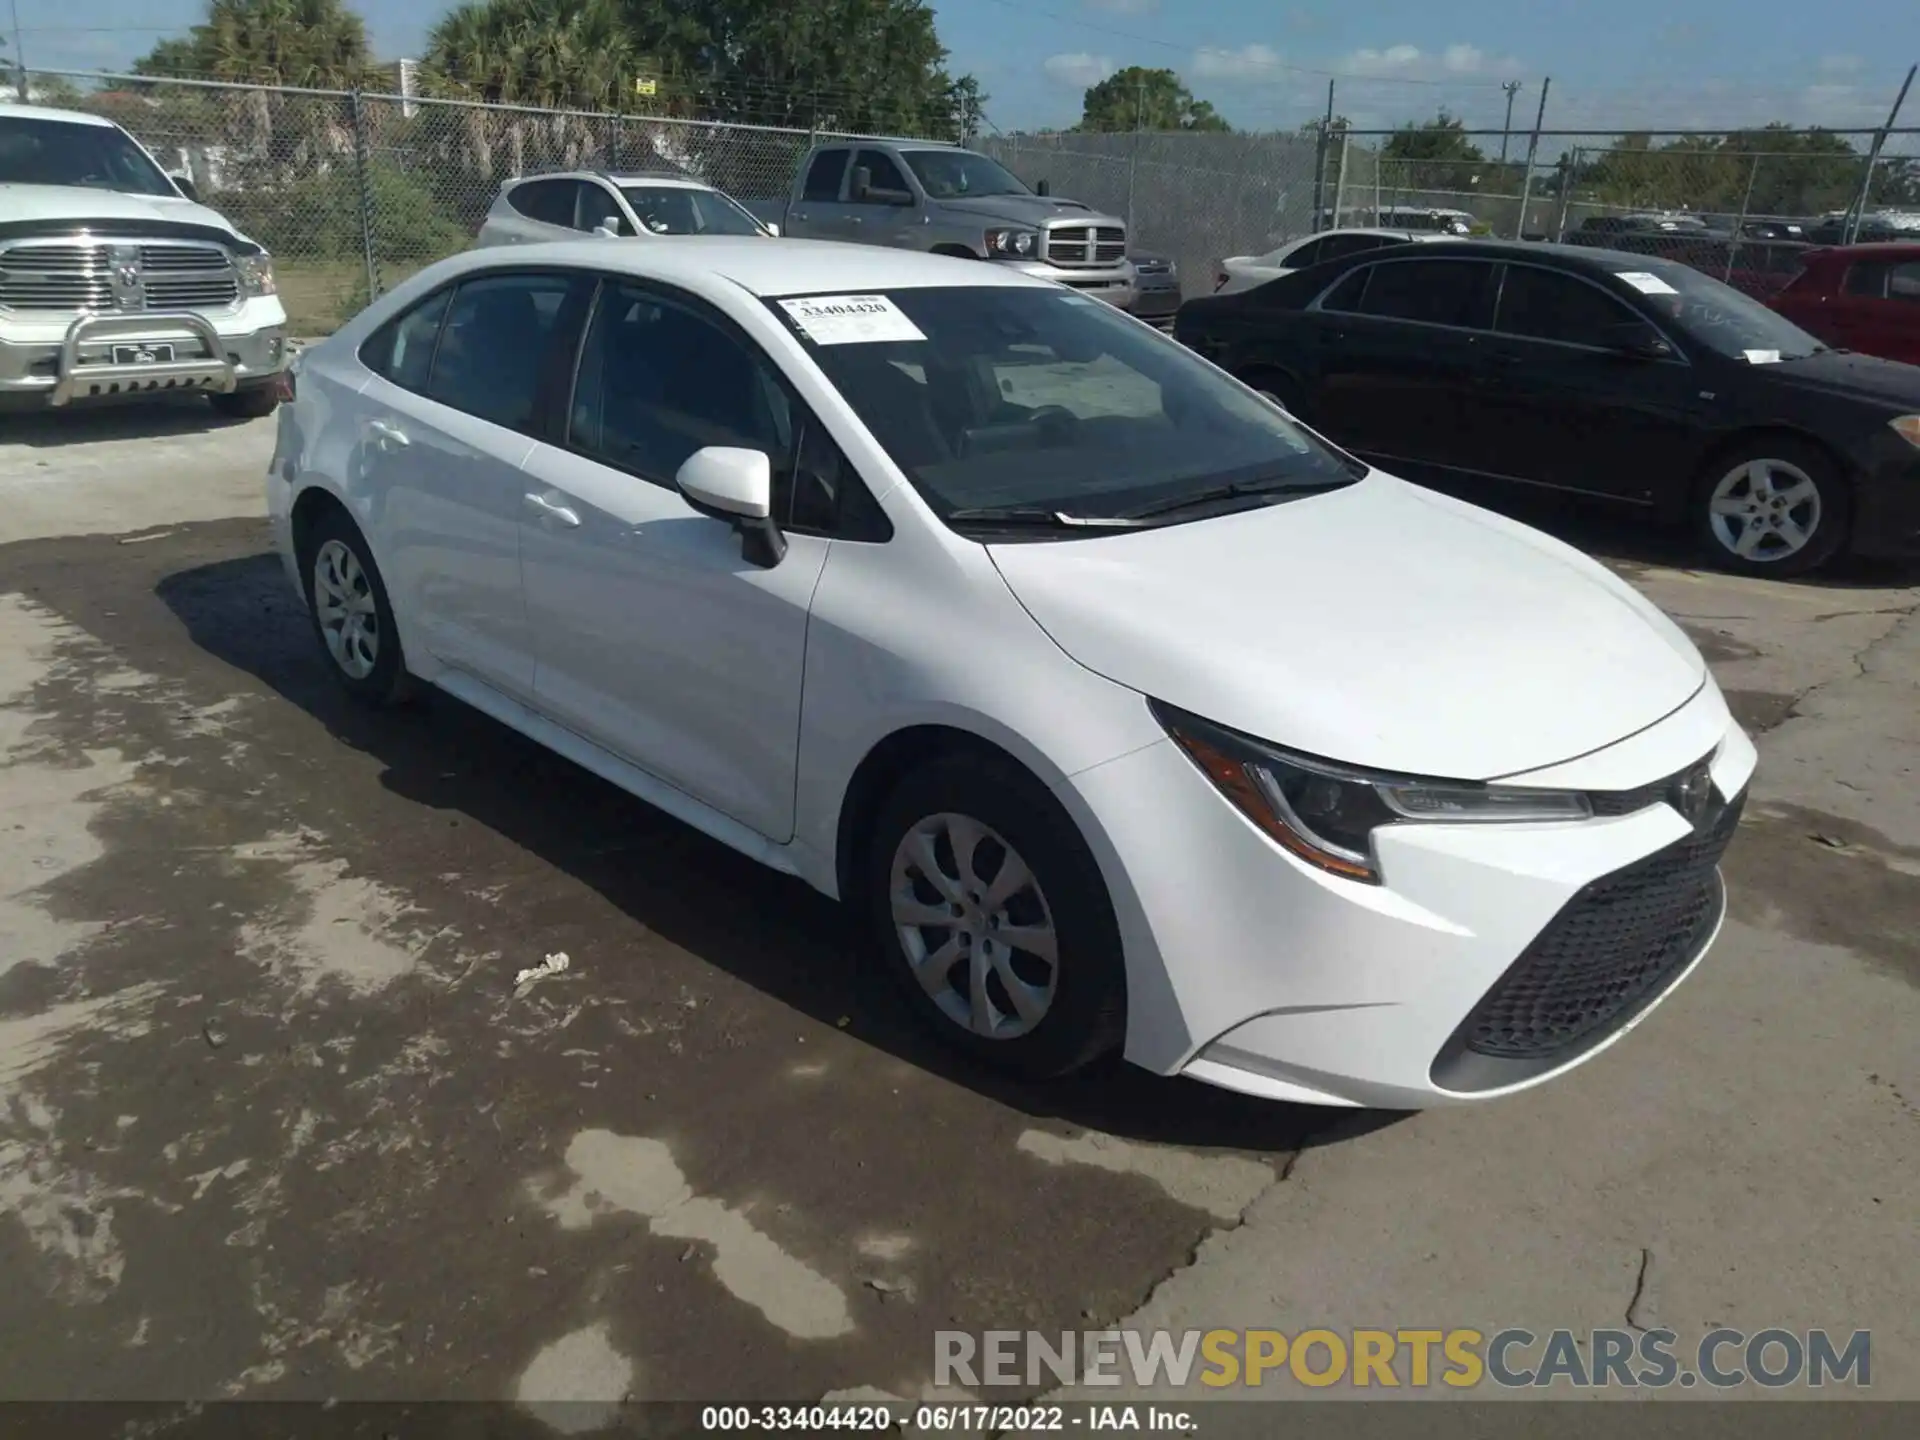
[236,254,277,297]
[1153,701,1592,884]
[984,227,1038,257]
[1891,415,1920,450]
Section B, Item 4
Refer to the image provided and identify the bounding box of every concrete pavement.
[2,401,1914,1423]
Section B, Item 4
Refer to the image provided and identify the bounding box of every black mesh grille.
[1456,790,1744,1064]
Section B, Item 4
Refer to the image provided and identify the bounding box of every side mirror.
[850,165,872,202]
[675,446,787,567]
[763,222,780,237]
[171,173,200,203]
[1604,322,1675,361]
[1035,178,1051,197]
[592,222,620,239]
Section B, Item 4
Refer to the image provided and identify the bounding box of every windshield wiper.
[946,505,1150,529]
[1123,475,1347,520]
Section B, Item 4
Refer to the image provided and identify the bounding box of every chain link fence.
[979,129,1367,293]
[28,70,889,334]
[18,70,1920,325]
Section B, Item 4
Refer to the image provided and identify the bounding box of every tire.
[209,385,280,420]
[1692,436,1850,578]
[300,508,415,707]
[1239,366,1305,419]
[864,752,1126,1079]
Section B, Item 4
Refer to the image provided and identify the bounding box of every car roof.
[0,104,116,128]
[503,170,710,191]
[437,235,1049,299]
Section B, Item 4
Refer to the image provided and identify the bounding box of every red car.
[1769,242,1920,366]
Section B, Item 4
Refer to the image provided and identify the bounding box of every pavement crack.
[1625,1246,1654,1332]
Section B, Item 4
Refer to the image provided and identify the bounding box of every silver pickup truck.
[750,141,1137,310]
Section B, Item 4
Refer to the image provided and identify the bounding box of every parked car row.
[1174,239,1920,577]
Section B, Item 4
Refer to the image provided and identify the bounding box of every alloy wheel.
[1707,458,1822,564]
[888,812,1059,1040]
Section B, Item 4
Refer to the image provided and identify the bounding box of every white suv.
[476,170,775,247]
[0,104,289,415]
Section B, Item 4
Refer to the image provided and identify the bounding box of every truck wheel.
[210,386,279,420]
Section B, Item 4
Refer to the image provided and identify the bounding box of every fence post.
[1725,151,1760,283]
[1552,151,1576,241]
[1843,63,1915,245]
[1310,79,1335,232]
[1126,81,1143,232]
[349,90,381,306]
[1513,76,1551,238]
[1330,128,1351,226]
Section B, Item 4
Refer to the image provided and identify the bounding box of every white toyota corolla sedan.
[267,237,1755,1109]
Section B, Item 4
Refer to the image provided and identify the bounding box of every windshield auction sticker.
[778,294,927,345]
[1613,271,1680,295]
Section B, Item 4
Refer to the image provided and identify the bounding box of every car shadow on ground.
[156,550,1400,1158]
[0,394,255,447]
[1429,477,1920,592]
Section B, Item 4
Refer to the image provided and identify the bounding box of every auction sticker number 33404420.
[777,294,927,346]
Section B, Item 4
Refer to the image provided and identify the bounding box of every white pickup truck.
[0,104,289,416]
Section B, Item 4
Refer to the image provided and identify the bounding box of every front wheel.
[1692,439,1849,577]
[864,754,1126,1079]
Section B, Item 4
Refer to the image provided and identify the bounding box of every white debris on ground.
[514,951,572,997]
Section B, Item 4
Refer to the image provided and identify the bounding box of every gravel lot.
[2,398,1915,1420]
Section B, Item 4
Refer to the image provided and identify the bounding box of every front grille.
[146,275,241,308]
[1045,224,1127,268]
[1451,789,1745,1068]
[0,237,238,314]
[1588,751,1716,817]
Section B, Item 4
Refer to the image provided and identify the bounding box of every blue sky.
[10,0,1916,136]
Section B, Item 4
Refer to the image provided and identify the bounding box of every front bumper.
[0,304,289,407]
[1125,282,1183,330]
[1000,258,1136,309]
[1847,429,1920,558]
[1063,679,1758,1109]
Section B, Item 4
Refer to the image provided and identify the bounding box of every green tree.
[1077,67,1229,133]
[422,0,980,137]
[1382,109,1487,189]
[132,0,371,87]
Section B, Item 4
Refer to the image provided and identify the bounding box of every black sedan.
[1173,240,1920,575]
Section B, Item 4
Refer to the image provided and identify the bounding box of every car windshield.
[765,286,1360,529]
[1614,262,1827,361]
[619,185,763,236]
[0,115,177,196]
[901,149,1030,200]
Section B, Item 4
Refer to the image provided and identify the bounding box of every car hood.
[0,183,239,233]
[934,194,1124,228]
[987,475,1707,780]
[1764,348,1920,406]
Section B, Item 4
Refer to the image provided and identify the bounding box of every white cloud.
[1818,54,1864,76]
[1341,42,1524,80]
[1086,0,1159,13]
[1192,44,1285,83]
[1043,52,1117,89]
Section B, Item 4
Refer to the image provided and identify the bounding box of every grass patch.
[275,258,443,336]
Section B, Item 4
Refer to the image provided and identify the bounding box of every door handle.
[849,215,864,226]
[523,492,581,527]
[367,419,409,448]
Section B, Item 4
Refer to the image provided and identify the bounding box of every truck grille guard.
[50,311,238,407]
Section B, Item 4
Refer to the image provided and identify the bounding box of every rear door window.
[361,287,452,392]
[426,272,581,433]
[508,179,578,227]
[1353,259,1498,328]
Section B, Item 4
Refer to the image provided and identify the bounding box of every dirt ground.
[1,397,1915,1424]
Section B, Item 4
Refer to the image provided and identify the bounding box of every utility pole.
[1499,80,1523,166]
[1310,77,1335,233]
[1514,77,1551,240]
[10,0,28,102]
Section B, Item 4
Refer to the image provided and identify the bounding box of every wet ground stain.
[0,520,1350,1405]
